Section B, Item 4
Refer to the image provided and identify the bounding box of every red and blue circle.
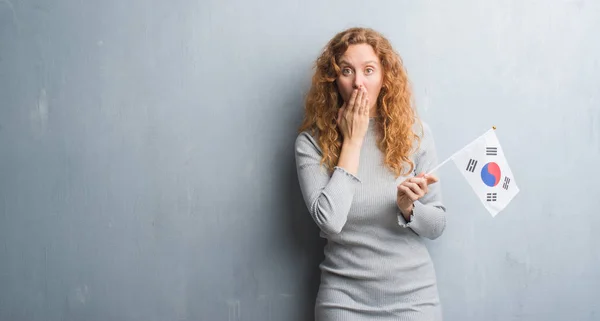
[481,162,501,187]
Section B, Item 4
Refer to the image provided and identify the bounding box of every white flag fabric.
[450,128,519,217]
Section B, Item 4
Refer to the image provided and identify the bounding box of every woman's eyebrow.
[339,60,380,66]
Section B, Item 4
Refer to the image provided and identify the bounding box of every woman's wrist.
[400,203,414,220]
[342,139,363,149]
[337,139,363,176]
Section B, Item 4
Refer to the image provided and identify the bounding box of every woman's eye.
[342,68,353,75]
[366,68,374,74]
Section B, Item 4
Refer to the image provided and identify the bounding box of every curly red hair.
[298,27,422,178]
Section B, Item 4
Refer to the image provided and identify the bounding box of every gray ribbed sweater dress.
[294,119,447,321]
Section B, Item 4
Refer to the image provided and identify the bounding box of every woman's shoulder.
[295,129,323,155]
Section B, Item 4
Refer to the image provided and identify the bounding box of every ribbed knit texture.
[295,119,447,321]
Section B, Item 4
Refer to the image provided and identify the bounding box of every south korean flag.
[451,128,519,217]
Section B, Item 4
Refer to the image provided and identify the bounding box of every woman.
[294,27,447,320]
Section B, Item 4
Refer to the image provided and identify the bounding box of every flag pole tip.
[492,126,496,130]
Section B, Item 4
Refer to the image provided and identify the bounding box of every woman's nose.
[353,75,364,89]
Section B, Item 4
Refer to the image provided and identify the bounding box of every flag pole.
[425,126,496,176]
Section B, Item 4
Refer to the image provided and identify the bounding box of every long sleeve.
[294,132,361,235]
[397,123,447,240]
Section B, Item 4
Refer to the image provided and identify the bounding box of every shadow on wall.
[279,85,326,321]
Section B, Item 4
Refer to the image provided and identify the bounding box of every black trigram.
[486,147,498,156]
[466,159,478,172]
[503,177,511,190]
[486,193,497,202]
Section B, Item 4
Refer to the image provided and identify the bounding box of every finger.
[410,177,428,193]
[360,87,369,115]
[353,88,364,114]
[424,174,439,185]
[409,176,426,184]
[398,185,419,201]
[356,87,364,114]
[337,106,345,125]
[354,87,365,114]
[405,182,424,196]
[416,172,438,185]
[348,89,359,114]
